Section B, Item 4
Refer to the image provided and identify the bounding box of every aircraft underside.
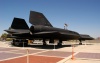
[11,39,63,47]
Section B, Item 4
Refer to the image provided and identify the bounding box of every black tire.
[79,42,82,45]
[24,42,28,47]
[57,42,62,47]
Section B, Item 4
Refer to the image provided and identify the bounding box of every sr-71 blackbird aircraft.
[5,11,94,46]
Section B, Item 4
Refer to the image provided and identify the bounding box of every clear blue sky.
[0,0,100,38]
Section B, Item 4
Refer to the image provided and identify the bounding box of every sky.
[0,0,100,38]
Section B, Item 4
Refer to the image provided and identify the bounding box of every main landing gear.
[42,39,62,47]
[43,39,47,46]
[79,39,82,45]
[57,40,62,47]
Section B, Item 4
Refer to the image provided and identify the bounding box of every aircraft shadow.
[27,45,77,49]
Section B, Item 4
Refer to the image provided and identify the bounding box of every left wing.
[5,29,30,34]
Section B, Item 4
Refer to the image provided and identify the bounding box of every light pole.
[64,23,68,30]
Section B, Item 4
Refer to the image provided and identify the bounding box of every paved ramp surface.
[0,47,64,63]
[75,52,100,59]
[0,56,63,63]
[0,40,100,63]
[1,47,100,63]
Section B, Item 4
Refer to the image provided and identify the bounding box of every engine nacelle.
[30,25,54,33]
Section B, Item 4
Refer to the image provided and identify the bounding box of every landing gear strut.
[49,39,54,43]
[79,39,82,45]
[43,39,47,46]
[57,40,62,46]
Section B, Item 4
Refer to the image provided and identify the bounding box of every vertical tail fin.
[10,18,29,29]
[29,11,53,27]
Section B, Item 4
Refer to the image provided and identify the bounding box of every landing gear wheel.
[79,39,82,45]
[24,43,28,47]
[57,43,62,46]
[43,42,47,46]
[79,42,82,45]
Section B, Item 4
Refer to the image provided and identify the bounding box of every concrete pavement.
[0,40,100,63]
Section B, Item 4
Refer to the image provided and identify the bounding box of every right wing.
[80,34,94,40]
[34,31,60,35]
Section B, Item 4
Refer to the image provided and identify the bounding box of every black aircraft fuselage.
[30,25,79,40]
